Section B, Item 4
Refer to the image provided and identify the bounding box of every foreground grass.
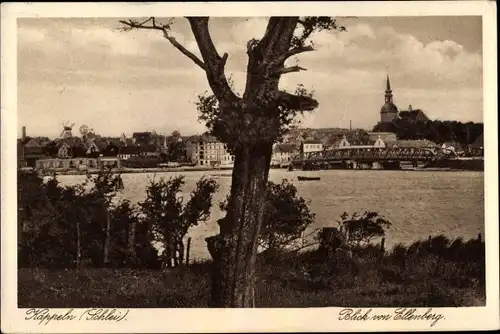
[19,236,485,308]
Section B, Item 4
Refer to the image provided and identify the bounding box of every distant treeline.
[373,120,483,146]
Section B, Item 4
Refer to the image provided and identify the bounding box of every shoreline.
[31,166,484,176]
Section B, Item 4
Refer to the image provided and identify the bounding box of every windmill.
[79,124,89,138]
[60,121,75,139]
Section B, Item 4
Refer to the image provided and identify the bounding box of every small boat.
[297,176,321,181]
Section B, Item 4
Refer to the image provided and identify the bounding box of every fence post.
[186,237,192,266]
[320,227,342,260]
[380,237,385,253]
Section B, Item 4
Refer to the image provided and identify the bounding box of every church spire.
[385,74,393,104]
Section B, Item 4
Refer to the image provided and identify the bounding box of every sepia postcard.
[1,1,499,333]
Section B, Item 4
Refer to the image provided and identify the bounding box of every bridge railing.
[291,146,441,163]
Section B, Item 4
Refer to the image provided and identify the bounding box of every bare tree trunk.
[207,142,272,307]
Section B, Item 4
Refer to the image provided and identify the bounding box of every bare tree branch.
[119,18,206,71]
[275,65,308,75]
[277,45,315,64]
[187,17,238,102]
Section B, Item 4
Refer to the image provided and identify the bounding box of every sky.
[17,16,483,138]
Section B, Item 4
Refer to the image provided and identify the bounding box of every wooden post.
[103,209,111,266]
[477,233,482,243]
[320,227,341,260]
[186,237,192,266]
[76,218,81,268]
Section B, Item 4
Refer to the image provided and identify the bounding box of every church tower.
[380,74,398,123]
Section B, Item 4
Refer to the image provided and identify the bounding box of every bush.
[139,175,218,268]
[220,179,316,255]
[316,211,391,259]
[18,170,162,269]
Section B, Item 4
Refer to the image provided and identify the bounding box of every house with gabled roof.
[57,142,72,159]
[118,145,141,160]
[54,137,84,159]
[301,139,323,154]
[395,105,430,123]
[85,138,101,157]
[271,143,300,167]
[385,139,438,149]
[21,137,48,167]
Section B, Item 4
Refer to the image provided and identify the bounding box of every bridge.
[289,146,463,170]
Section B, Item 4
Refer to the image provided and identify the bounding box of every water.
[55,169,484,261]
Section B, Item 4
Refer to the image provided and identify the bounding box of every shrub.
[316,211,391,256]
[139,175,218,268]
[220,179,316,255]
[18,169,162,269]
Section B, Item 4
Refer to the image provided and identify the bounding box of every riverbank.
[38,164,483,176]
[424,157,484,171]
[38,166,234,176]
[18,235,485,308]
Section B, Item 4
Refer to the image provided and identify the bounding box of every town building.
[380,75,399,124]
[186,134,234,167]
[366,132,397,143]
[117,145,141,160]
[324,135,437,151]
[271,143,299,167]
[331,135,351,148]
[17,126,52,168]
[36,157,100,171]
[132,132,153,146]
[22,139,48,167]
[301,139,323,154]
[377,75,431,132]
[132,131,165,149]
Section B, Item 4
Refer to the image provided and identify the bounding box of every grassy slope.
[19,245,485,308]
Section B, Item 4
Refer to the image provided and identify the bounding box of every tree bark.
[207,141,273,307]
